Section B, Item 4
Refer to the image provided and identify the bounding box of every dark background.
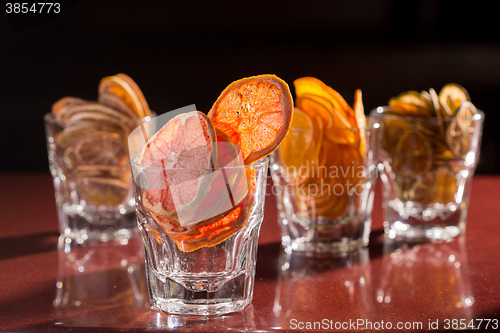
[1,0,499,173]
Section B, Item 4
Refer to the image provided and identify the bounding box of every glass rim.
[130,155,269,171]
[287,116,380,131]
[370,106,484,122]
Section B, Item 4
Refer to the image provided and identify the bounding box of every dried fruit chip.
[51,73,151,207]
[208,74,293,165]
[279,107,314,185]
[389,91,433,117]
[446,101,478,157]
[98,73,151,118]
[438,83,470,116]
[410,167,457,204]
[392,130,432,177]
[138,111,216,221]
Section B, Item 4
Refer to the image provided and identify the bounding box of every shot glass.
[270,121,380,255]
[45,113,151,244]
[129,113,269,316]
[372,106,484,241]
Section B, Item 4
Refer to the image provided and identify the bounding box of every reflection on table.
[53,235,148,327]
[272,249,375,328]
[376,235,474,326]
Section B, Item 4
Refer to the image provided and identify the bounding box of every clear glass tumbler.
[45,113,151,244]
[270,121,380,255]
[130,152,269,316]
[372,106,484,241]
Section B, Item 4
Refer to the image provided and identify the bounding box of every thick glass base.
[60,205,137,244]
[280,216,371,257]
[384,199,466,242]
[62,225,136,244]
[384,222,463,241]
[150,273,253,316]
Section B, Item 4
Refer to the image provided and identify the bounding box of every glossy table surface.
[1,173,500,332]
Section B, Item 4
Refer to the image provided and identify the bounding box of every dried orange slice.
[98,73,151,118]
[208,74,293,164]
[139,111,216,221]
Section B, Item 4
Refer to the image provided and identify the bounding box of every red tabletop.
[1,173,499,332]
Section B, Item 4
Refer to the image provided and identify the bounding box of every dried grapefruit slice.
[151,195,252,252]
[138,111,216,222]
[208,74,293,164]
[98,73,151,118]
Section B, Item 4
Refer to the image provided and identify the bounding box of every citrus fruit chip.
[446,101,478,157]
[138,111,216,221]
[389,91,433,117]
[208,74,293,164]
[72,131,128,166]
[353,89,367,155]
[296,94,355,145]
[194,133,250,223]
[52,97,93,118]
[316,191,349,219]
[455,100,478,130]
[392,130,432,177]
[51,74,154,210]
[214,129,244,168]
[98,92,142,120]
[278,108,314,185]
[76,176,130,206]
[150,189,253,252]
[438,83,470,116]
[98,73,151,118]
[296,94,334,128]
[409,167,457,205]
[279,78,370,221]
[428,88,447,138]
[56,102,135,133]
[293,77,354,127]
[173,205,246,252]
